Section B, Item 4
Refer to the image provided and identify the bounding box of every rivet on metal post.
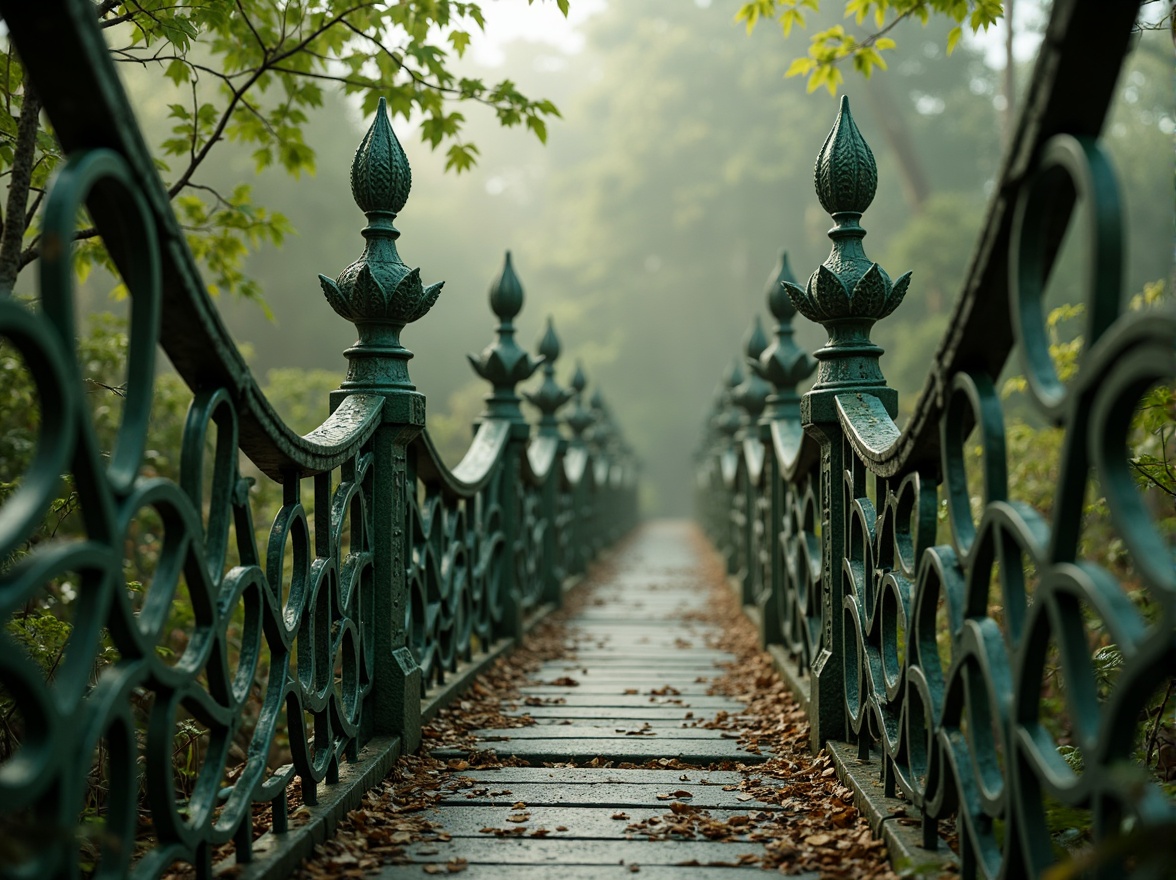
[785,95,910,418]
[523,317,573,437]
[751,252,817,422]
[469,251,543,422]
[320,96,443,398]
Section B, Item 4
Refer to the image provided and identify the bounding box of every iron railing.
[0,2,638,878]
[697,1,1174,878]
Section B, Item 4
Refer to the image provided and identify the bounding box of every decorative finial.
[321,97,443,398]
[783,98,910,406]
[351,96,412,216]
[320,99,442,327]
[815,96,877,216]
[784,96,909,326]
[715,358,745,438]
[564,362,595,442]
[732,317,772,424]
[750,252,816,419]
[523,317,574,435]
[469,252,543,422]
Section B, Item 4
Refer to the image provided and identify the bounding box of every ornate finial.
[732,317,772,424]
[750,252,816,419]
[587,390,613,452]
[564,361,595,442]
[523,317,573,435]
[815,96,877,216]
[785,97,909,326]
[469,252,542,422]
[320,99,442,327]
[321,97,443,399]
[715,358,745,439]
[784,97,910,406]
[351,96,412,216]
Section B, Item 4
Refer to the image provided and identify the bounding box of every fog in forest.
[119,0,1176,514]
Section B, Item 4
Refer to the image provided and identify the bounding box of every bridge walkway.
[304,522,893,879]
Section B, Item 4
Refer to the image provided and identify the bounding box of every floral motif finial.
[523,317,573,436]
[815,96,877,217]
[783,96,910,328]
[783,97,910,402]
[733,317,772,424]
[750,251,816,418]
[564,362,595,442]
[469,252,543,422]
[319,97,442,328]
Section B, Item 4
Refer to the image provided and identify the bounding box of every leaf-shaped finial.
[767,250,799,323]
[755,252,815,414]
[490,251,524,322]
[814,96,877,217]
[320,96,442,331]
[351,97,412,217]
[538,316,561,361]
[744,315,769,361]
[564,361,595,442]
[469,252,541,422]
[524,317,573,434]
[734,317,772,422]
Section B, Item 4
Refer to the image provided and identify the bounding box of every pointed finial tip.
[489,250,523,321]
[538,316,561,359]
[814,93,877,216]
[351,95,412,216]
[745,316,769,359]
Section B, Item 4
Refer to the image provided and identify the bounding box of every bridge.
[0,1,1173,879]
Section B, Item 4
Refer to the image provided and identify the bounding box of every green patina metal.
[0,2,638,877]
[698,1,1175,878]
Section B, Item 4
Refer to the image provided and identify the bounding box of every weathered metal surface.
[0,2,638,877]
[697,1,1174,877]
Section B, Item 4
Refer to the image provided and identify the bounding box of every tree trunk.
[0,81,41,296]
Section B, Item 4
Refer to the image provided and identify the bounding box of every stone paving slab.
[473,725,740,741]
[450,768,751,786]
[380,866,803,879]
[439,782,786,810]
[412,805,780,839]
[432,737,767,765]
[390,838,776,869]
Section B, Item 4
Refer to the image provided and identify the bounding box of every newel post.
[320,98,444,750]
[788,97,909,751]
[749,252,816,647]
[524,318,573,607]
[469,253,543,640]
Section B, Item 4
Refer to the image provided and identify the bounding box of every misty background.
[113,0,1174,514]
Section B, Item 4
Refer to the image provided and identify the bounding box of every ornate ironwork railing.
[0,2,638,878]
[697,1,1175,878]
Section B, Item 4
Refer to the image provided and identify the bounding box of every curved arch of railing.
[697,1,1174,877]
[0,2,638,878]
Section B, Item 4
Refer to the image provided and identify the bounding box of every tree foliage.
[734,0,1003,93]
[0,0,566,304]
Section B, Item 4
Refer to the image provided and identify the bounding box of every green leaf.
[946,25,962,55]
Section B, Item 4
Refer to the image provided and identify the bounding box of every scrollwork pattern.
[699,3,1173,875]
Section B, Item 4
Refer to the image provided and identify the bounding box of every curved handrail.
[698,4,1172,879]
[413,421,512,496]
[3,1,371,482]
[825,0,1142,480]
